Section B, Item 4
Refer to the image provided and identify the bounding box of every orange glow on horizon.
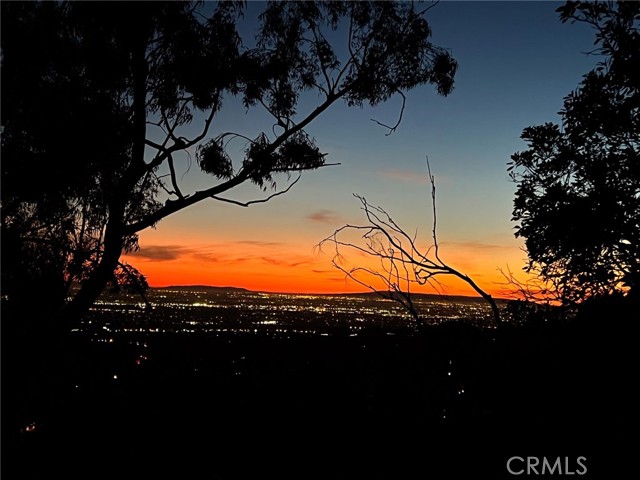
[123,236,530,299]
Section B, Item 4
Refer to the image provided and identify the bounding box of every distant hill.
[338,291,510,304]
[155,285,250,293]
[152,285,507,303]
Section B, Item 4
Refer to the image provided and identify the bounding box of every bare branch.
[416,1,440,17]
[496,265,565,306]
[332,15,358,91]
[318,160,503,328]
[370,91,406,136]
[259,98,291,136]
[167,153,185,199]
[329,259,425,330]
[211,175,301,207]
[154,172,178,198]
[217,132,255,149]
[426,156,444,265]
[309,24,334,93]
[144,106,217,173]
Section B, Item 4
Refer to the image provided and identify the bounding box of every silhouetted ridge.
[344,290,510,304]
[153,286,507,303]
[158,285,250,293]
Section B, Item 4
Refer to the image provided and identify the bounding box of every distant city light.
[80,288,503,337]
[21,422,37,433]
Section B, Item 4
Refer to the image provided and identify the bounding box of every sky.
[124,1,599,297]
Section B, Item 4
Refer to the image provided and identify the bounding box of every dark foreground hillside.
[3,301,636,479]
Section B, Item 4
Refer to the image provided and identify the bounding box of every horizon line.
[148,283,513,301]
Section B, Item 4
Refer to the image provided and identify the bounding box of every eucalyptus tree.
[509,1,639,305]
[1,1,457,328]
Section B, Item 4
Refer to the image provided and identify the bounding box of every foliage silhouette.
[509,1,639,305]
[1,1,458,328]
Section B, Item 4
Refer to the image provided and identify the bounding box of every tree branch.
[167,153,185,199]
[309,24,334,93]
[127,88,350,235]
[144,106,217,172]
[426,156,444,265]
[116,261,152,310]
[318,160,503,328]
[370,90,406,136]
[211,174,301,207]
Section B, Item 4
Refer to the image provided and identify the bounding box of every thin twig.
[211,175,302,207]
[370,91,406,136]
[318,157,503,328]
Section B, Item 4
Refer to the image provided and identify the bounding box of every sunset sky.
[124,1,598,297]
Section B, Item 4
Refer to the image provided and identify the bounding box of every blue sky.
[132,1,600,294]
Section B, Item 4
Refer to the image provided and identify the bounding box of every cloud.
[127,245,191,261]
[441,241,509,252]
[259,256,310,268]
[328,276,351,283]
[307,209,341,224]
[190,253,219,263]
[236,240,283,247]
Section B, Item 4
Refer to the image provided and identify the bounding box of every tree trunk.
[59,35,148,330]
[58,201,126,330]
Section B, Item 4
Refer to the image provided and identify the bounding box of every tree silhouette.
[508,1,639,305]
[1,1,458,328]
[319,161,502,329]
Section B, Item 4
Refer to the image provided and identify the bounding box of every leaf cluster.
[509,1,640,303]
